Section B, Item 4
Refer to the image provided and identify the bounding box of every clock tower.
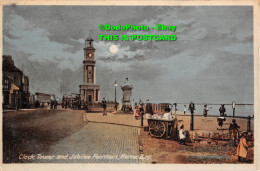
[79,36,100,104]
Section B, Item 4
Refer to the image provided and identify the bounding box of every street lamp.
[114,81,118,111]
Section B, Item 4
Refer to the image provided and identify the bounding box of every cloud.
[99,54,145,63]
[3,13,83,70]
[3,6,254,107]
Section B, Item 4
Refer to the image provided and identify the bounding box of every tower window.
[87,65,93,83]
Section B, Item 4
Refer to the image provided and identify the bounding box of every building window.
[96,90,98,101]
[4,79,9,89]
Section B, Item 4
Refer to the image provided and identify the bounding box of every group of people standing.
[183,101,196,115]
[62,98,81,110]
[179,121,250,162]
[183,103,227,117]
[50,100,58,110]
[133,104,144,120]
[229,119,251,163]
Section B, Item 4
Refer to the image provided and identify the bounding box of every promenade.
[3,109,254,164]
[86,112,253,132]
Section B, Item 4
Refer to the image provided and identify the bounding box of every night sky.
[3,6,253,105]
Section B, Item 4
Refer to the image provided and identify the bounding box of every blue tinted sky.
[3,6,253,104]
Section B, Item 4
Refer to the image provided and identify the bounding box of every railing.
[146,103,254,118]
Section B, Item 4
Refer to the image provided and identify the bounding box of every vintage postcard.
[0,0,259,170]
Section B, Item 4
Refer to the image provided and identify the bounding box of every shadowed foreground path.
[4,110,144,163]
[35,122,141,163]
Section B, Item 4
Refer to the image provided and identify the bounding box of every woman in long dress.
[237,132,248,162]
[133,106,140,120]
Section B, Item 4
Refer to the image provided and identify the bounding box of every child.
[133,106,140,120]
[183,105,187,115]
[179,125,186,145]
[203,104,209,121]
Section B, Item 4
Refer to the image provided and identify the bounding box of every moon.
[110,45,119,54]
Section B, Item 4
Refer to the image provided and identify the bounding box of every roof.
[86,36,94,41]
[121,85,133,90]
[35,92,53,96]
[2,56,23,73]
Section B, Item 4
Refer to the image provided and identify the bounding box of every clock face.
[88,53,92,58]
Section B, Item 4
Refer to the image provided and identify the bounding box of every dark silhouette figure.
[219,104,226,116]
[102,98,107,116]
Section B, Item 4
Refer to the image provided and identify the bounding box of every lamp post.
[232,101,236,117]
[114,81,118,111]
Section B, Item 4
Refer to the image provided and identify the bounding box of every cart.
[147,118,176,139]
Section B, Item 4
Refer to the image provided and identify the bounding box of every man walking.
[102,98,107,116]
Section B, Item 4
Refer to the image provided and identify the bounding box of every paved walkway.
[34,120,141,163]
[85,112,148,127]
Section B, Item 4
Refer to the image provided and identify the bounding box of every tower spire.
[89,29,93,38]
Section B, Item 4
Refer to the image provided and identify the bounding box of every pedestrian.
[78,100,81,110]
[217,116,226,129]
[237,132,249,162]
[219,104,226,116]
[145,103,152,114]
[163,107,172,120]
[189,101,195,114]
[50,100,54,110]
[102,98,107,116]
[229,119,240,132]
[133,106,140,120]
[139,104,144,115]
[179,125,186,145]
[203,104,209,121]
[134,102,138,109]
[139,103,144,126]
[229,119,240,146]
[72,100,75,110]
[65,101,67,109]
[183,105,186,115]
[54,100,57,109]
[149,104,153,115]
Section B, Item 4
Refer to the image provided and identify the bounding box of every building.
[35,92,55,103]
[79,36,100,104]
[121,78,133,111]
[2,55,25,109]
[2,75,19,109]
[21,75,30,108]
